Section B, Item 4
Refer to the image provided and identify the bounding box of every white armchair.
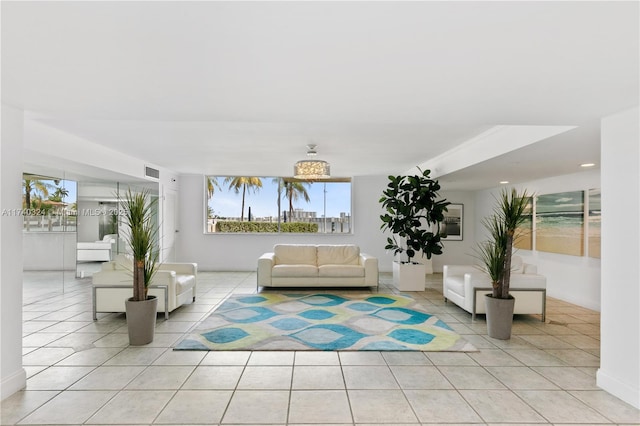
[91,254,197,320]
[443,255,547,321]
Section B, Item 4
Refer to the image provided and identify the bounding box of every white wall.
[432,190,477,272]
[597,107,640,409]
[473,170,601,310]
[1,105,27,400]
[23,233,76,271]
[176,177,491,276]
[76,200,101,242]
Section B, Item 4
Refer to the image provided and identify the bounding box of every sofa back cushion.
[511,255,524,274]
[317,245,360,266]
[114,254,133,270]
[274,244,317,265]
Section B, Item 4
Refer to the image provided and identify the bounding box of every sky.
[25,178,77,205]
[28,177,352,220]
[208,178,351,219]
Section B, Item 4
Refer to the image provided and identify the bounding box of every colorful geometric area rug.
[174,293,477,352]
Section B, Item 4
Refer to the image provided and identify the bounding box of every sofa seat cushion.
[446,275,466,296]
[272,264,318,278]
[318,264,365,278]
[317,245,360,266]
[175,274,196,293]
[274,244,317,265]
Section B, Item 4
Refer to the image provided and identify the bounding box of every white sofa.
[91,254,197,320]
[257,244,378,289]
[443,255,547,321]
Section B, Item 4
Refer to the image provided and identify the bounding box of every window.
[205,176,352,234]
[20,174,77,232]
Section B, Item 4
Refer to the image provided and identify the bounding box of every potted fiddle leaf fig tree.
[121,188,159,345]
[380,168,450,291]
[478,187,530,339]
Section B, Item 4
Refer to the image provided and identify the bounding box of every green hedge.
[215,221,319,233]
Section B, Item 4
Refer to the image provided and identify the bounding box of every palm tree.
[495,188,530,299]
[206,177,221,199]
[282,180,311,221]
[23,178,54,210]
[49,186,69,202]
[223,176,263,221]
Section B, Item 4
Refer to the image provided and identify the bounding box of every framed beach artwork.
[588,188,601,258]
[441,203,463,240]
[514,196,534,250]
[535,191,585,256]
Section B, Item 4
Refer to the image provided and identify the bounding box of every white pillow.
[274,244,317,265]
[317,245,360,265]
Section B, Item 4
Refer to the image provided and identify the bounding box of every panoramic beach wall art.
[535,191,585,256]
[588,188,601,258]
[441,203,463,240]
[514,196,534,250]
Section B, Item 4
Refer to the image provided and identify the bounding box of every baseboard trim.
[1,368,26,401]
[597,368,640,409]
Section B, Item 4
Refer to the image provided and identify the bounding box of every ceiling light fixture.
[500,180,510,184]
[580,163,596,168]
[294,144,330,179]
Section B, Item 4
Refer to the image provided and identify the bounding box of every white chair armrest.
[150,270,179,309]
[257,252,275,286]
[443,265,481,290]
[150,270,176,286]
[464,271,492,289]
[444,265,481,277]
[360,253,379,286]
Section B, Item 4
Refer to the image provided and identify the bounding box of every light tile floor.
[2,271,640,425]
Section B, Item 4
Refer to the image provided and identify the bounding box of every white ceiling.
[3,1,638,189]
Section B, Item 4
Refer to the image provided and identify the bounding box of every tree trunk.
[492,281,500,298]
[501,232,515,299]
[133,259,146,302]
[289,192,294,222]
[241,185,246,221]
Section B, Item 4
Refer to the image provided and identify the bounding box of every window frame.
[203,175,353,235]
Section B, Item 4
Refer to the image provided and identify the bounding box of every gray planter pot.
[125,296,158,345]
[484,294,515,340]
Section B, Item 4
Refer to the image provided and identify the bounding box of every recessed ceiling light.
[499,181,509,184]
[580,163,596,168]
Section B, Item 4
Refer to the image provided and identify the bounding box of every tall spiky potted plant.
[121,189,159,345]
[380,168,450,290]
[479,188,530,339]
